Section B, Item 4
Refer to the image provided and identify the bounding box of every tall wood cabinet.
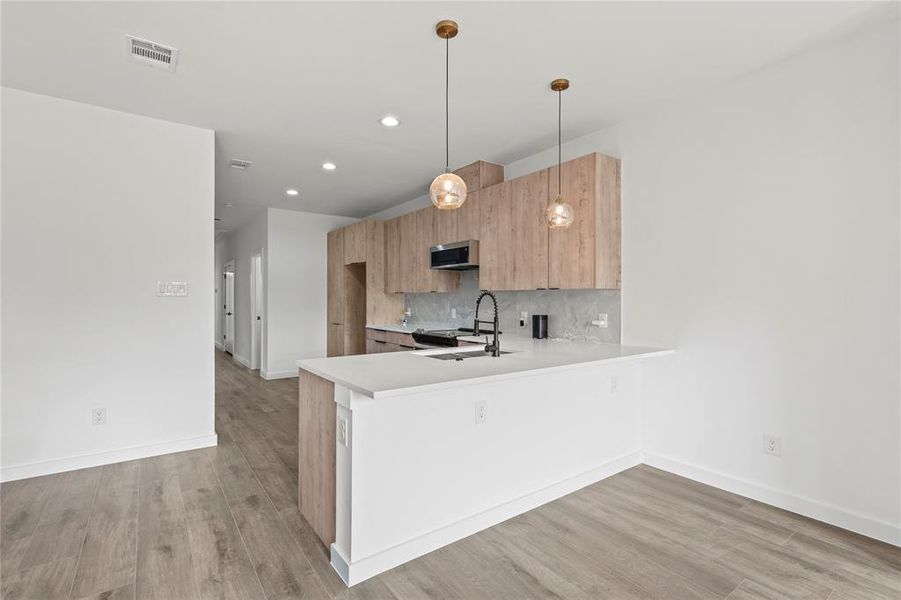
[327,220,403,357]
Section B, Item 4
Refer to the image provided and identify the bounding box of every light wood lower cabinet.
[298,369,335,547]
[365,328,416,353]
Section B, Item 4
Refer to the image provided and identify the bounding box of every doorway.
[250,249,264,371]
[223,259,236,355]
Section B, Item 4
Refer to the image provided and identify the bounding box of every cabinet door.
[398,211,418,293]
[327,229,345,324]
[434,205,458,245]
[385,217,401,293]
[548,154,597,289]
[479,182,514,291]
[327,323,344,357]
[344,221,368,265]
[511,169,549,290]
[417,207,459,293]
[414,208,433,293]
[456,189,481,242]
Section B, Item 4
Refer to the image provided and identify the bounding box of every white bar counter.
[296,336,672,586]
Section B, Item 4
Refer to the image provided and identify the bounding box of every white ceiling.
[2,1,892,233]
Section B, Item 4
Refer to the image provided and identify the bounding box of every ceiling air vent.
[229,159,253,170]
[126,35,178,71]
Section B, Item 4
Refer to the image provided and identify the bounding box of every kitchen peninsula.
[297,337,672,586]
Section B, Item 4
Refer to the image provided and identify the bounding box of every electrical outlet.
[763,434,781,456]
[337,418,348,447]
[92,407,107,426]
[591,313,609,328]
[451,308,457,319]
[475,400,487,424]
[610,375,619,394]
[520,311,528,328]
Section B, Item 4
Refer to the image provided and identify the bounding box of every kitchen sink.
[425,350,514,361]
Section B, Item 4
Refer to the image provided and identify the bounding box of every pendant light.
[546,78,574,229]
[429,20,467,210]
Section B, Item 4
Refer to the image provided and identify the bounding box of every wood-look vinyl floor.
[1,350,898,599]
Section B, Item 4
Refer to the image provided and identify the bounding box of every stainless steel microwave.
[429,240,479,270]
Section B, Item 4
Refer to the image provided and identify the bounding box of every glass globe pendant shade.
[430,172,468,210]
[546,196,575,229]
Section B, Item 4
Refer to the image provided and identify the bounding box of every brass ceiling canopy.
[550,78,570,92]
[435,20,459,39]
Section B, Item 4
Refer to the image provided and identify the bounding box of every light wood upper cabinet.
[434,205,458,245]
[548,153,621,289]
[454,161,504,193]
[511,169,549,290]
[479,182,514,291]
[456,189,481,242]
[343,221,367,265]
[414,207,458,293]
[398,211,418,293]
[385,217,401,293]
[366,220,403,323]
[327,229,344,324]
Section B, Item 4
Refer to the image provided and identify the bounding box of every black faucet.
[473,290,500,357]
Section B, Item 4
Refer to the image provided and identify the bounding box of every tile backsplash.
[404,271,621,342]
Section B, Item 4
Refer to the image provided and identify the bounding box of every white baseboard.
[232,354,251,368]
[334,450,643,586]
[0,434,218,482]
[643,453,901,547]
[261,369,298,380]
[214,341,225,351]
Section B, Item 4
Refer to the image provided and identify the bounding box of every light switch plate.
[157,281,188,297]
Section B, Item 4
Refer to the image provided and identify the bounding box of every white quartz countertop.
[297,335,672,399]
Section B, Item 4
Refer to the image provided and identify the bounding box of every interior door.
[223,260,236,354]
[250,250,263,370]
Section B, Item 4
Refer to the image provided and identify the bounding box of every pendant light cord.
[445,36,450,173]
[557,88,562,200]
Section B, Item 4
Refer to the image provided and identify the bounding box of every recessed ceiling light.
[286,189,299,196]
[322,162,337,171]
[380,115,400,127]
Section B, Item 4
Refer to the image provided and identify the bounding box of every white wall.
[629,20,900,544]
[214,210,267,367]
[1,88,216,481]
[266,208,354,378]
[507,20,901,544]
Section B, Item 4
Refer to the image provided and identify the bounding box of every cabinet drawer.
[384,331,415,348]
[366,328,388,343]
